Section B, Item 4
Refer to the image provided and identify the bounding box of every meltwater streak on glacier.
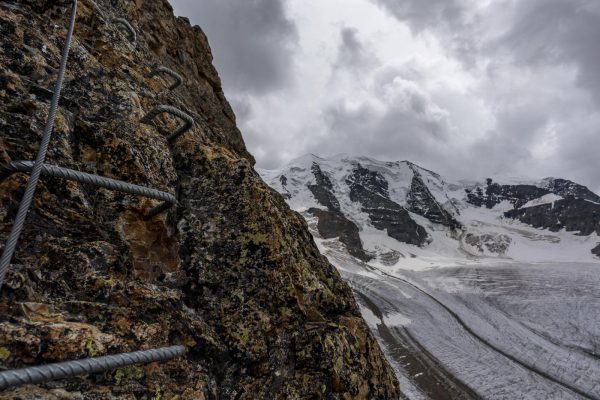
[259,154,600,399]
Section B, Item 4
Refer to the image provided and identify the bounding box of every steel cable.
[0,0,78,290]
[0,345,186,390]
[140,105,194,142]
[111,18,136,43]
[2,161,177,203]
[148,66,184,92]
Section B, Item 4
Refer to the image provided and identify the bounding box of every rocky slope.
[0,2,398,399]
[259,154,600,264]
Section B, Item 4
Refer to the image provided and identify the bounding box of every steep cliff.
[0,1,399,398]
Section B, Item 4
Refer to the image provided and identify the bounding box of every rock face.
[308,162,341,213]
[406,166,460,230]
[541,178,600,203]
[0,1,399,398]
[466,179,549,209]
[347,164,428,246]
[465,178,600,210]
[308,208,371,262]
[307,163,371,261]
[505,198,600,236]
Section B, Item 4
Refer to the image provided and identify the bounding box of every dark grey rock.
[407,168,460,229]
[346,164,427,246]
[505,198,600,236]
[308,208,372,262]
[466,180,549,209]
[307,162,340,212]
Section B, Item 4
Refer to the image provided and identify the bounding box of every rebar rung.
[148,66,184,92]
[112,18,136,44]
[3,161,176,204]
[0,345,186,390]
[141,105,194,142]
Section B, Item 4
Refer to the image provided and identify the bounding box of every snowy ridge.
[258,154,600,267]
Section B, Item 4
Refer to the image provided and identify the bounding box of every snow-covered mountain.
[258,154,600,267]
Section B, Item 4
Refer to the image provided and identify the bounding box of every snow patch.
[522,194,563,209]
[383,312,412,327]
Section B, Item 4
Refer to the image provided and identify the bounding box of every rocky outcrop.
[593,244,600,258]
[466,179,549,209]
[505,198,600,236]
[466,178,600,211]
[541,178,600,203]
[407,169,460,230]
[307,162,371,261]
[308,208,372,262]
[0,1,398,398]
[464,233,512,256]
[308,162,340,212]
[347,164,428,246]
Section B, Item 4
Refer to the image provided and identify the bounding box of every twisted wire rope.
[148,66,183,92]
[0,0,78,290]
[111,18,136,43]
[141,105,194,142]
[0,345,186,389]
[2,161,177,204]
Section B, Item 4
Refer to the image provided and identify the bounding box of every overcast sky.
[170,0,599,192]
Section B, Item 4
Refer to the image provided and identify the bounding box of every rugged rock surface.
[406,166,460,230]
[465,178,600,210]
[465,179,549,209]
[464,233,512,256]
[306,163,371,261]
[505,198,600,236]
[541,178,600,203]
[0,1,399,398]
[308,162,340,213]
[346,164,427,246]
[308,208,371,262]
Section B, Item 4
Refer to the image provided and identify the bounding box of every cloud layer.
[170,0,600,192]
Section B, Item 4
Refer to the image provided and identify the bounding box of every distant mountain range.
[259,154,600,266]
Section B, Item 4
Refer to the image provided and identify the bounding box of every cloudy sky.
[170,0,600,192]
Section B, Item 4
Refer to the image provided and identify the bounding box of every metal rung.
[144,201,173,220]
[141,105,194,142]
[0,345,186,390]
[112,18,136,44]
[148,66,183,93]
[3,161,176,204]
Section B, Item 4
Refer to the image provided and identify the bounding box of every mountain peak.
[260,154,600,264]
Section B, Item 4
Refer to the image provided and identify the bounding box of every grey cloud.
[487,0,600,190]
[369,0,468,33]
[368,0,481,66]
[315,78,456,171]
[494,0,600,105]
[169,0,298,95]
[334,27,377,71]
[371,0,600,190]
